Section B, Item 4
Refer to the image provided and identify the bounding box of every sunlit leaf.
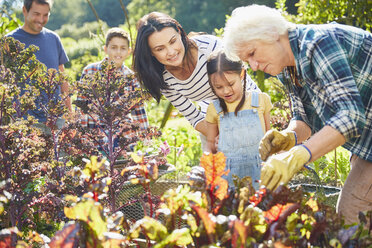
[82,156,107,178]
[192,205,216,236]
[130,178,140,184]
[186,214,198,233]
[101,232,126,247]
[49,223,80,248]
[64,198,107,238]
[199,152,229,201]
[131,152,144,163]
[153,228,193,248]
[64,195,79,203]
[27,231,48,244]
[306,197,319,212]
[249,188,267,207]
[121,165,142,176]
[213,177,229,201]
[200,152,228,185]
[263,203,295,224]
[129,216,168,241]
[231,219,247,247]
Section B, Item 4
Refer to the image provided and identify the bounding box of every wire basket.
[114,161,185,222]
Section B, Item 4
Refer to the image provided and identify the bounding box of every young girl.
[205,50,272,189]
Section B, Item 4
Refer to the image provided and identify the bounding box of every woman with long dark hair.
[133,12,259,144]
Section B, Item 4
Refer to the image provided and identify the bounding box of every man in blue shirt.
[223,4,371,225]
[7,0,70,125]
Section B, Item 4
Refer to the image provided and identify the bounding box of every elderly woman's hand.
[259,130,297,161]
[260,144,311,191]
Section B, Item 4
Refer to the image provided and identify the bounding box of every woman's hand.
[259,130,297,161]
[260,145,311,190]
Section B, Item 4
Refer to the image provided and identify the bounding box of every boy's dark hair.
[24,0,53,12]
[133,12,196,102]
[207,49,247,116]
[105,27,130,47]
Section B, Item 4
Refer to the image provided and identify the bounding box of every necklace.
[287,66,301,87]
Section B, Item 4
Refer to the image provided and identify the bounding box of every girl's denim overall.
[214,91,264,189]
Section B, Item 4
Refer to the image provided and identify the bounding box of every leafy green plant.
[62,37,102,61]
[2,151,371,247]
[47,156,128,247]
[277,0,371,31]
[56,21,109,40]
[0,14,22,37]
[128,152,372,247]
[161,123,202,171]
[0,36,76,242]
[141,98,203,177]
[48,153,168,247]
[62,60,166,212]
[302,146,351,187]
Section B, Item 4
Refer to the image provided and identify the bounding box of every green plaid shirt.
[278,23,372,162]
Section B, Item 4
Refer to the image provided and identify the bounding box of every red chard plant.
[0,36,74,243]
[127,152,372,247]
[62,60,167,212]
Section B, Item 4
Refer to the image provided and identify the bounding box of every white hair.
[223,5,295,61]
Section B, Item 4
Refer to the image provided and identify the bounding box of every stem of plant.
[174,136,177,168]
[334,148,337,185]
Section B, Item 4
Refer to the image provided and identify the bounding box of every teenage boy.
[79,27,149,151]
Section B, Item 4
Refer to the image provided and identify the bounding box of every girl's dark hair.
[133,12,194,102]
[206,49,247,116]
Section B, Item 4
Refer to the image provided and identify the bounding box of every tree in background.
[127,0,280,33]
[46,0,131,31]
[0,0,22,16]
[46,0,88,31]
[127,0,176,26]
[277,0,371,31]
[3,0,370,35]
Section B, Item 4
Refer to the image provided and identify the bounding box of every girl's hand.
[195,120,208,137]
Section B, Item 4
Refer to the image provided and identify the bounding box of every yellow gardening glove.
[260,145,311,191]
[259,130,297,161]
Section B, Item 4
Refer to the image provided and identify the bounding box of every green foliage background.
[1,0,370,183]
[4,0,301,34]
[0,1,371,244]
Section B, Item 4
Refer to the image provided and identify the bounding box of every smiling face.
[147,27,185,68]
[236,39,290,76]
[22,2,50,34]
[211,71,243,103]
[104,37,130,68]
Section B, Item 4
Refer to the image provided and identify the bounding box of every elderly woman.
[223,4,372,225]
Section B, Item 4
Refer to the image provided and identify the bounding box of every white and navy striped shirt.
[162,35,259,128]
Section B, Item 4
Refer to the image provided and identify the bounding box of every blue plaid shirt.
[278,23,372,162]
